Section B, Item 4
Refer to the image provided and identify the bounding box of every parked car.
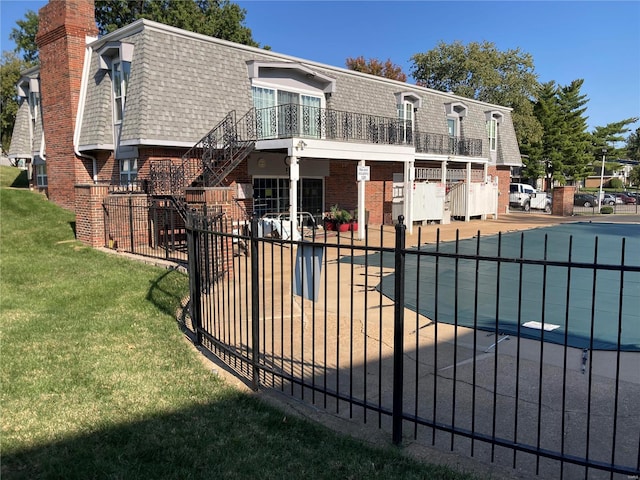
[615,193,637,204]
[602,193,622,205]
[626,192,640,200]
[574,193,599,207]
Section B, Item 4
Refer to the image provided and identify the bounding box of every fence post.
[128,196,135,254]
[186,212,202,346]
[250,216,260,391]
[392,215,406,445]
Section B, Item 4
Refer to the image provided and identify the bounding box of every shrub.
[600,206,614,214]
[608,178,623,189]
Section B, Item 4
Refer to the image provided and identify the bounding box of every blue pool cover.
[353,222,640,351]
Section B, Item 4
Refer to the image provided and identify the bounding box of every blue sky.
[2,0,639,135]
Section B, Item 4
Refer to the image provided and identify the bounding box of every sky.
[2,0,639,136]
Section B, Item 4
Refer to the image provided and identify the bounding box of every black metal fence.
[184,214,640,479]
[103,196,188,263]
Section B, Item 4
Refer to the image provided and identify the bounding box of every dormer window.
[248,61,334,140]
[17,75,40,128]
[485,111,504,152]
[98,42,135,159]
[112,60,130,123]
[98,42,134,124]
[394,92,421,143]
[444,101,468,138]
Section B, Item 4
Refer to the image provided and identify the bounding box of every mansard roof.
[8,101,32,159]
[74,18,519,166]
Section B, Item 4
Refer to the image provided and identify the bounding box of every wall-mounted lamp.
[296,140,307,151]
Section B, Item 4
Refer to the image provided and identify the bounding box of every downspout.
[74,37,98,182]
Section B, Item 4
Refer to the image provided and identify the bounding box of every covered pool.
[358,222,640,351]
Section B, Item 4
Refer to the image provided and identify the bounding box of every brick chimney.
[36,0,98,211]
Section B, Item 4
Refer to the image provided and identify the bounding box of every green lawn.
[0,166,480,479]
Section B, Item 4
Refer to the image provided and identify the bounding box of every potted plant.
[323,211,336,231]
[333,206,352,232]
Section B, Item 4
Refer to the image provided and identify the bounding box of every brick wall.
[36,0,98,211]
[326,161,400,225]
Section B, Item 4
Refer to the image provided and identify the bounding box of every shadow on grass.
[10,169,29,188]
[146,267,188,319]
[1,394,451,480]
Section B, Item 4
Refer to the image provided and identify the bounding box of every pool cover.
[352,222,640,351]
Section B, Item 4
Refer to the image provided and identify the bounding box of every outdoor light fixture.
[598,148,607,207]
[296,140,307,151]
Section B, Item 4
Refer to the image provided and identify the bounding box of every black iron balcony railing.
[244,104,484,156]
[414,130,483,157]
[239,104,412,146]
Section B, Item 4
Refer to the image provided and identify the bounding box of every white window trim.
[445,101,468,118]
[98,42,134,70]
[247,60,336,94]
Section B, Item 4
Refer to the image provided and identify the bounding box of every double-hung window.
[487,118,497,151]
[397,101,413,143]
[447,118,457,153]
[112,60,130,124]
[36,164,47,187]
[484,111,503,155]
[29,90,39,124]
[119,158,138,185]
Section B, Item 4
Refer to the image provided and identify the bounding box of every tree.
[345,56,407,82]
[9,1,262,64]
[95,0,260,46]
[520,80,606,186]
[1,52,29,153]
[629,164,640,186]
[624,128,640,161]
[9,10,39,64]
[519,81,563,184]
[410,40,542,146]
[555,80,593,183]
[590,118,638,160]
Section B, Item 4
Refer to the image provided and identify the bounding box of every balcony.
[239,104,483,157]
[414,130,483,157]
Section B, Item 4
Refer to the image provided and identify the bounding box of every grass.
[0,165,480,480]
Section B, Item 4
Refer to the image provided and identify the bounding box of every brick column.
[488,165,511,215]
[75,184,108,247]
[552,186,576,216]
[36,0,98,211]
